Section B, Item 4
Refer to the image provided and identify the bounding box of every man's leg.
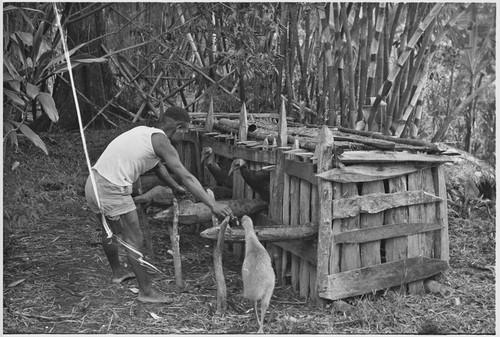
[98,214,135,284]
[120,209,171,303]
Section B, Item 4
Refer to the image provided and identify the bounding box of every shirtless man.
[85,106,233,303]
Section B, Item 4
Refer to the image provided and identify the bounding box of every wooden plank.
[385,176,409,263]
[316,163,437,183]
[270,150,286,221]
[338,151,454,164]
[281,250,289,286]
[310,184,319,224]
[300,259,310,298]
[278,99,288,147]
[334,222,442,244]
[332,190,442,219]
[435,166,450,261]
[340,183,361,272]
[360,181,384,267]
[153,199,269,224]
[318,257,449,300]
[423,169,437,259]
[200,223,318,242]
[201,136,276,164]
[284,159,318,185]
[407,171,425,294]
[291,253,300,290]
[309,265,318,302]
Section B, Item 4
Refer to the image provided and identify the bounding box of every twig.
[54,283,84,297]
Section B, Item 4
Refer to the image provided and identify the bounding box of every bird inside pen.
[240,215,275,333]
[200,147,233,189]
[228,158,272,203]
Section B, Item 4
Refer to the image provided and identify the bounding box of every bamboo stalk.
[356,3,369,123]
[367,3,445,130]
[340,3,357,129]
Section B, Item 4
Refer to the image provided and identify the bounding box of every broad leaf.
[26,83,40,99]
[36,92,59,122]
[13,31,33,47]
[3,121,19,149]
[7,79,21,92]
[4,90,25,106]
[18,123,49,155]
[44,43,86,70]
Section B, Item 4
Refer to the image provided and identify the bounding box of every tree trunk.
[34,3,115,131]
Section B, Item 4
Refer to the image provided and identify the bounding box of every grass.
[3,125,496,334]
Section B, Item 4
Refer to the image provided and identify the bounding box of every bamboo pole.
[356,3,369,123]
[367,3,445,130]
[340,3,357,129]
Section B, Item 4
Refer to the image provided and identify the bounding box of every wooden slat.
[332,190,442,219]
[275,242,317,266]
[385,176,409,263]
[423,169,437,259]
[316,163,437,183]
[201,136,276,164]
[340,183,361,272]
[300,259,310,298]
[360,181,384,267]
[284,159,318,185]
[407,171,425,294]
[318,257,449,300]
[435,166,450,261]
[338,151,454,164]
[334,222,442,244]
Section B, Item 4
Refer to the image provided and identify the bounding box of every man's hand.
[174,185,188,195]
[211,202,234,219]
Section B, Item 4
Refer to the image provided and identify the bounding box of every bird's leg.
[259,300,270,333]
[254,300,263,332]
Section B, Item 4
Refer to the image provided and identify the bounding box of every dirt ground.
[3,127,496,334]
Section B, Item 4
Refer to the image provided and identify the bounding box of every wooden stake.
[239,102,248,142]
[205,98,215,132]
[278,99,288,147]
[208,189,228,316]
[169,197,184,289]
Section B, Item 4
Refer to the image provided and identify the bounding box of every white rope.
[52,4,164,275]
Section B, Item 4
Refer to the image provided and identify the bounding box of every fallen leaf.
[129,287,139,294]
[11,161,20,171]
[8,279,25,287]
[150,312,162,320]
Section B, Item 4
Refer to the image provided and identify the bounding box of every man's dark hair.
[161,106,191,123]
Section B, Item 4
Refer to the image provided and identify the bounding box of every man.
[85,106,233,303]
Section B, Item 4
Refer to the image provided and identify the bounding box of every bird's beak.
[201,150,209,163]
[228,161,239,176]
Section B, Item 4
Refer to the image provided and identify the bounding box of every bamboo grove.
[4,3,495,143]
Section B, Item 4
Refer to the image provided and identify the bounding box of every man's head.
[157,106,191,140]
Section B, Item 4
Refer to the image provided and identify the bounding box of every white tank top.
[93,126,166,186]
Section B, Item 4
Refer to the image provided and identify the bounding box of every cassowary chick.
[201,147,233,189]
[229,158,271,203]
[241,215,275,333]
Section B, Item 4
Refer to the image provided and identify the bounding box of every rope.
[52,4,165,276]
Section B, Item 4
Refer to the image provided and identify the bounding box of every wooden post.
[205,98,215,132]
[315,125,335,304]
[407,171,425,294]
[239,102,248,142]
[435,165,449,261]
[208,189,228,316]
[169,198,184,288]
[278,99,288,147]
[422,169,437,259]
[359,181,383,267]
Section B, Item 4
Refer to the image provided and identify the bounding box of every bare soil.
[3,126,495,334]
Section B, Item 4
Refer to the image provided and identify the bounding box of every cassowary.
[201,147,233,189]
[241,215,275,333]
[228,159,271,203]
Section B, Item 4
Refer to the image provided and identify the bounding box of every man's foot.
[137,289,173,303]
[111,271,136,284]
